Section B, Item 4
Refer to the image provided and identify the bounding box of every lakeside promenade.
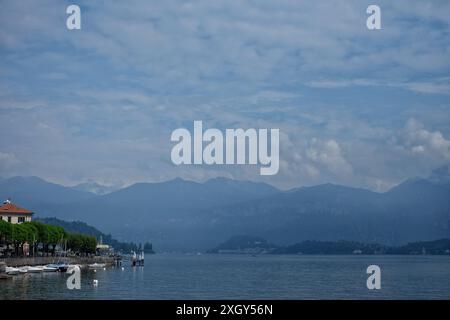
[0,256,116,267]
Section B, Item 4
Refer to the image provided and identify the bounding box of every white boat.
[43,265,58,272]
[88,263,106,269]
[27,266,44,273]
[18,267,28,274]
[5,267,20,275]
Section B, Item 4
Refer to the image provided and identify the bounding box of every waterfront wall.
[0,256,115,267]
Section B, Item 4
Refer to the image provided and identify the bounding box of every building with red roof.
[0,199,33,224]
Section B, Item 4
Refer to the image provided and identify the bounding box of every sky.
[0,0,450,191]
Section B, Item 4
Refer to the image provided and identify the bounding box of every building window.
[8,216,11,223]
[18,217,25,223]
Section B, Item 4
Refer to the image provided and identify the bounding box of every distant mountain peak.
[72,181,119,195]
[8,175,46,183]
[205,176,280,191]
[167,177,192,184]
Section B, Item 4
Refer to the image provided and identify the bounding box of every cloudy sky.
[1,0,450,191]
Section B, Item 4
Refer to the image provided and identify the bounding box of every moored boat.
[88,263,106,269]
[18,267,28,274]
[43,265,58,272]
[57,264,69,272]
[5,267,20,275]
[49,263,69,272]
[27,266,44,273]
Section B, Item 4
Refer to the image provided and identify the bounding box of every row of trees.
[0,220,97,257]
[36,217,146,254]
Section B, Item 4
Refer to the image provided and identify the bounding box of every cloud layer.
[0,0,449,190]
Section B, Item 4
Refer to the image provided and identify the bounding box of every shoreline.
[0,256,116,268]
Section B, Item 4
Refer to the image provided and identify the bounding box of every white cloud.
[308,78,450,95]
[2,0,450,94]
[0,1,449,191]
[405,81,450,95]
[306,138,353,178]
[404,119,450,160]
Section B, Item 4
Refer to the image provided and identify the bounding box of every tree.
[0,220,13,256]
[67,233,83,254]
[29,221,49,256]
[67,233,97,256]
[1,220,97,257]
[46,225,66,256]
[0,219,12,241]
[11,223,28,256]
[81,235,97,255]
[20,222,38,256]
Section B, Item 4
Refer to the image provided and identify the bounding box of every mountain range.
[71,181,121,196]
[0,166,449,250]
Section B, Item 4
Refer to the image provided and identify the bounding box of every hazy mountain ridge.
[206,176,450,246]
[72,181,120,195]
[0,176,95,207]
[0,167,449,250]
[209,236,450,255]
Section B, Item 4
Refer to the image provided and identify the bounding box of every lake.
[1,254,449,299]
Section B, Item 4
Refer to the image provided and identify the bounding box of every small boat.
[18,267,28,274]
[44,263,68,272]
[48,262,69,272]
[43,265,58,272]
[26,266,44,273]
[88,263,106,269]
[58,264,69,272]
[5,267,20,275]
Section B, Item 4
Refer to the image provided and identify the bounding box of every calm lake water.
[1,254,449,300]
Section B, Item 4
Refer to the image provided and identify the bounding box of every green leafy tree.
[67,233,97,256]
[0,220,13,255]
[11,224,29,256]
[1,220,98,257]
[29,221,49,256]
[0,219,12,241]
[82,235,97,255]
[20,222,38,256]
[46,225,66,256]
